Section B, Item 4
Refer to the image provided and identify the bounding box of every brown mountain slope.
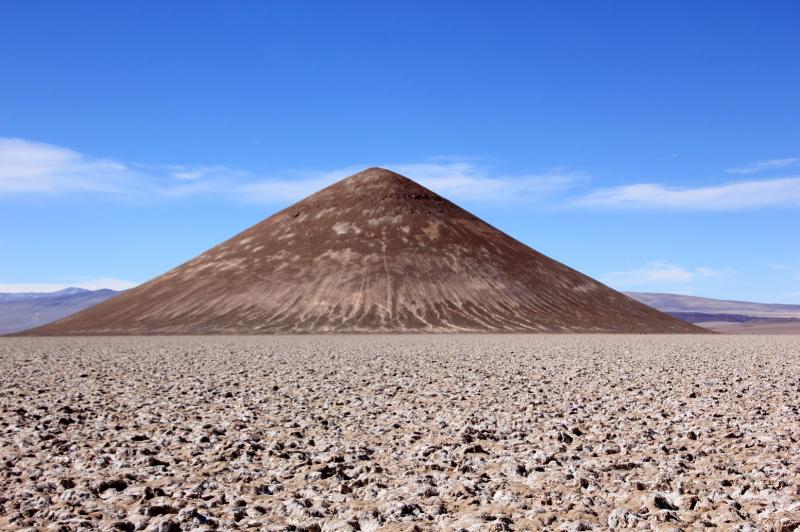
[26,168,703,334]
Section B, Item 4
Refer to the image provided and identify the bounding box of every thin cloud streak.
[725,158,799,175]
[393,162,579,201]
[570,177,800,210]
[0,138,580,204]
[0,138,142,194]
[767,263,800,281]
[233,162,581,204]
[7,137,800,211]
[0,138,215,196]
[603,261,718,288]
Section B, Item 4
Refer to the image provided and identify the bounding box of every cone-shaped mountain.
[27,168,703,334]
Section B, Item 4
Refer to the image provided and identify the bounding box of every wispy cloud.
[0,138,578,204]
[725,158,799,175]
[570,177,800,210]
[235,161,580,204]
[0,278,139,293]
[397,162,579,201]
[767,263,791,271]
[0,138,143,194]
[0,137,229,196]
[231,170,344,204]
[9,137,800,212]
[603,261,718,288]
[767,263,800,281]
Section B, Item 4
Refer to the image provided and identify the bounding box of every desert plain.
[1,335,799,531]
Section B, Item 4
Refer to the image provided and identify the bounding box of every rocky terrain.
[1,335,799,531]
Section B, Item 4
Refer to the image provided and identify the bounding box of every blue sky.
[1,1,799,302]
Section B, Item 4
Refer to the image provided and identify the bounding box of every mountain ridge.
[625,292,800,319]
[0,288,119,335]
[0,287,97,303]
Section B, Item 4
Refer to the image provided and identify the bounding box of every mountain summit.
[26,167,701,334]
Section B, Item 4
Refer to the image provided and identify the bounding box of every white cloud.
[0,138,76,179]
[767,263,791,271]
[0,278,139,293]
[0,138,579,204]
[767,263,800,281]
[603,261,718,288]
[393,161,579,201]
[12,137,799,212]
[726,158,799,175]
[166,165,231,181]
[0,138,163,195]
[570,177,800,210]
[0,138,240,197]
[232,168,355,204]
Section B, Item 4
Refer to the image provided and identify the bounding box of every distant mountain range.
[1,286,797,335]
[625,292,800,318]
[625,292,800,334]
[0,288,119,335]
[0,286,96,303]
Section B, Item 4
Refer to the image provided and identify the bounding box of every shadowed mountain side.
[25,168,703,334]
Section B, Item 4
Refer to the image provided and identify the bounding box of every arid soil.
[1,335,799,531]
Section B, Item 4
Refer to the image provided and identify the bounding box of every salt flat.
[1,335,799,531]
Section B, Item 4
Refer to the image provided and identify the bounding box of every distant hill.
[0,288,119,335]
[625,292,800,318]
[6,288,797,335]
[626,292,800,334]
[0,286,92,303]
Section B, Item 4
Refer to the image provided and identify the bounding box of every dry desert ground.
[1,335,799,531]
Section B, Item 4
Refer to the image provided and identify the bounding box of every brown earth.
[26,168,701,334]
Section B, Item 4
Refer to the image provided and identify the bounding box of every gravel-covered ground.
[1,335,799,531]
